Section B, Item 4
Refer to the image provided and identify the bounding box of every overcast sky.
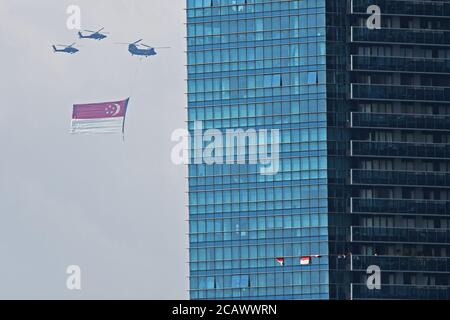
[0,0,188,299]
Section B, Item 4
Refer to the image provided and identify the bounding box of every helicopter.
[115,39,169,58]
[78,27,108,40]
[52,43,79,54]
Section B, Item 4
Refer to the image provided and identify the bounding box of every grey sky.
[0,0,188,299]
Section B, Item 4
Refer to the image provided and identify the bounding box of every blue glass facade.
[187,0,450,300]
[187,0,329,299]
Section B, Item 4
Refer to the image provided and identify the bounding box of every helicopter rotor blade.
[141,44,171,49]
[132,39,143,45]
[96,27,105,33]
[84,29,96,33]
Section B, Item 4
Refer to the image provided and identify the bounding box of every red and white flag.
[300,256,311,265]
[71,98,129,134]
[275,257,285,266]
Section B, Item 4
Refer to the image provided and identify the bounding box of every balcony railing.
[351,0,450,18]
[350,112,450,131]
[351,55,450,74]
[352,255,450,273]
[351,84,450,103]
[351,284,450,300]
[350,198,450,216]
[351,226,450,244]
[351,26,450,46]
[351,169,450,188]
[350,141,450,159]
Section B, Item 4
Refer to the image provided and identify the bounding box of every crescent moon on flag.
[111,103,121,117]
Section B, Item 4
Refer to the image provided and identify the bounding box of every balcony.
[350,141,450,159]
[351,284,450,300]
[351,169,450,188]
[351,84,450,103]
[351,0,450,18]
[350,112,450,131]
[352,255,450,273]
[351,55,450,74]
[351,26,450,47]
[351,226,450,244]
[350,198,450,216]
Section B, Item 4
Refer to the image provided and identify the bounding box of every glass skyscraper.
[187,0,450,300]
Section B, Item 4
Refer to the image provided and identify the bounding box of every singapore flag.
[70,98,129,135]
[275,257,285,266]
[300,256,311,265]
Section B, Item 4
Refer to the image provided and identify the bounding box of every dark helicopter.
[115,39,169,58]
[52,43,79,54]
[78,27,108,40]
